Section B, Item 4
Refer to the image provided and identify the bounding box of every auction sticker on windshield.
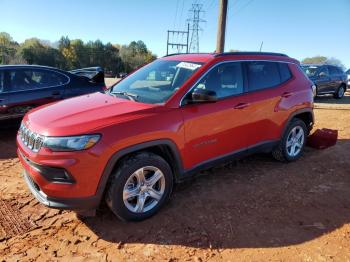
[176,62,202,71]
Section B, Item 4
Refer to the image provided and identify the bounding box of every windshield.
[110,60,203,104]
[301,65,320,77]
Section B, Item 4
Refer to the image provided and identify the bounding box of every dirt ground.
[1,94,350,261]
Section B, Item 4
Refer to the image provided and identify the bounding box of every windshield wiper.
[111,91,139,101]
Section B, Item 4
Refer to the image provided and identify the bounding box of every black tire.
[105,152,173,221]
[333,85,346,99]
[272,118,307,162]
[313,85,318,98]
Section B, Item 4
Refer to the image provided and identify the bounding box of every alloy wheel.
[338,86,345,98]
[123,166,165,213]
[286,126,305,157]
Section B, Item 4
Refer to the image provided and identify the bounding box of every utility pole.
[166,23,190,55]
[216,0,228,53]
[187,4,206,53]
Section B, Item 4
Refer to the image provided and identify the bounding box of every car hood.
[25,92,159,136]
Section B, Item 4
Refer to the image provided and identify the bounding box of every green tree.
[302,56,327,64]
[19,38,66,68]
[0,32,22,64]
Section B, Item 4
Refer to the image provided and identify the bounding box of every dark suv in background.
[0,65,105,121]
[301,64,347,99]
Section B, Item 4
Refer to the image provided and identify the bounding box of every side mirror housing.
[191,89,218,103]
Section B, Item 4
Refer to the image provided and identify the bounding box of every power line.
[233,0,255,15]
[173,0,180,29]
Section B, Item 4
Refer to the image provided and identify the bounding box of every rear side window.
[278,63,292,83]
[0,71,4,93]
[246,61,280,91]
[336,67,344,74]
[328,66,338,76]
[10,69,68,91]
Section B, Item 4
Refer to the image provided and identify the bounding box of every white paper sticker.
[176,62,201,70]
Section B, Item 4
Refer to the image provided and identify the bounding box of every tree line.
[0,32,156,75]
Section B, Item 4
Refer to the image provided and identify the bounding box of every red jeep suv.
[17,52,314,221]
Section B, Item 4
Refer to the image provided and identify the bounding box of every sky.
[0,0,349,68]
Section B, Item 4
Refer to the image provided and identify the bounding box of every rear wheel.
[105,152,173,221]
[334,85,345,99]
[272,119,307,162]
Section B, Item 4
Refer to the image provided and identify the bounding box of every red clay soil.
[0,108,350,261]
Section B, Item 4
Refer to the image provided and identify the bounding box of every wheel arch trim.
[95,139,184,200]
[281,108,314,138]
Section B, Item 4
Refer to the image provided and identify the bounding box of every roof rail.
[163,52,215,57]
[214,52,288,57]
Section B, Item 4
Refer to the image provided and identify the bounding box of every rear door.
[7,68,69,116]
[328,66,340,92]
[316,66,331,93]
[242,61,293,147]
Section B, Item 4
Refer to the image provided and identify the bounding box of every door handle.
[233,102,250,110]
[281,92,293,98]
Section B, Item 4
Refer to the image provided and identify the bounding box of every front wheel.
[334,85,345,99]
[272,119,307,162]
[106,152,173,221]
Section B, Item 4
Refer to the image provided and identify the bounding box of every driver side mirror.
[319,72,327,77]
[191,89,218,103]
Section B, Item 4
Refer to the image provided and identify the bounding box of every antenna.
[259,41,264,52]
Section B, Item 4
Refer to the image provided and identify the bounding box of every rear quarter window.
[278,63,292,83]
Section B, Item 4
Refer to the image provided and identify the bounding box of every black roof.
[0,64,58,69]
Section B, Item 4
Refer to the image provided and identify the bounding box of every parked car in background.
[301,64,347,99]
[0,65,106,121]
[18,52,314,221]
[346,69,350,86]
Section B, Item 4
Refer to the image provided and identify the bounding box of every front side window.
[246,61,280,91]
[10,69,68,91]
[192,62,244,99]
[318,66,329,77]
[301,65,321,77]
[110,60,203,104]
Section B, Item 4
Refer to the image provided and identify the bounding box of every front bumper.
[17,130,109,211]
[23,170,100,210]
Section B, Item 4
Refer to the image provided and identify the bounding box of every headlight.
[43,135,101,152]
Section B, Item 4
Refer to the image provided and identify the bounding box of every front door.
[180,62,249,170]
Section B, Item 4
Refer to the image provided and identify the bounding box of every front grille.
[19,124,44,153]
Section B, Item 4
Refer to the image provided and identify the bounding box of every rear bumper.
[23,170,100,210]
